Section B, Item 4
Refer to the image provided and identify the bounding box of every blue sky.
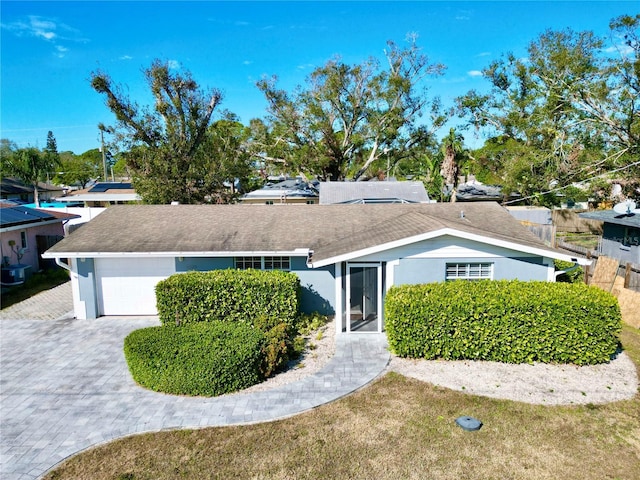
[1,1,636,154]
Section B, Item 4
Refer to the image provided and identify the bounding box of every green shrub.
[254,315,294,377]
[385,280,621,365]
[124,322,266,396]
[296,311,330,336]
[155,269,301,327]
[554,259,584,283]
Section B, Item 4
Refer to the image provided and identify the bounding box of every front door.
[346,263,382,333]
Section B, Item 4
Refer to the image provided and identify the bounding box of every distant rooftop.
[57,182,140,203]
[319,181,430,205]
[579,210,640,228]
[0,204,79,230]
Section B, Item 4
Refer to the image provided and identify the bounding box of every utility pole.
[100,129,107,181]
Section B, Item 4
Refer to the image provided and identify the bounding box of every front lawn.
[44,325,640,480]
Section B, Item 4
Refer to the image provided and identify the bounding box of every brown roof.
[44,202,566,263]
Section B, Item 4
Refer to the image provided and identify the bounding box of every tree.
[56,149,102,188]
[90,60,230,204]
[4,146,60,206]
[44,131,60,176]
[256,36,446,181]
[456,18,640,205]
[439,128,469,202]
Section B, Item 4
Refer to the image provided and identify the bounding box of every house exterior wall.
[393,256,549,285]
[66,236,555,323]
[1,223,65,272]
[601,224,640,264]
[353,235,550,264]
[175,257,234,272]
[75,258,98,320]
[290,257,335,315]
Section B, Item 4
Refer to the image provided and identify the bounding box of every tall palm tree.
[440,128,466,203]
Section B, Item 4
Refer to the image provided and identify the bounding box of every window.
[306,200,315,204]
[265,200,274,205]
[235,257,262,270]
[20,231,28,249]
[446,263,493,281]
[235,256,290,271]
[264,256,290,270]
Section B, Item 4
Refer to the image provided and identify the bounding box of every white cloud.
[55,45,68,57]
[167,60,181,70]
[30,16,57,40]
[243,60,253,65]
[1,15,87,58]
[604,44,634,56]
[455,9,472,21]
[119,55,133,61]
[468,70,483,77]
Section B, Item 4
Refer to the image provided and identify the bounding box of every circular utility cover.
[455,416,482,431]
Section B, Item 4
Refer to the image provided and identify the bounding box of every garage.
[95,257,175,316]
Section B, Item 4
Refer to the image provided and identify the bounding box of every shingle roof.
[319,181,429,204]
[579,210,640,228]
[44,202,572,264]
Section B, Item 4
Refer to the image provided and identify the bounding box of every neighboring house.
[43,202,588,334]
[1,177,64,204]
[319,181,430,204]
[579,210,640,264]
[506,206,556,246]
[56,182,140,207]
[1,202,79,285]
[238,178,319,205]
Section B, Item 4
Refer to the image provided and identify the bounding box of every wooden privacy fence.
[586,255,640,329]
[552,209,603,234]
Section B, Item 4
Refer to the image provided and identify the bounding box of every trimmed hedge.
[124,322,266,396]
[156,269,301,327]
[385,280,621,365]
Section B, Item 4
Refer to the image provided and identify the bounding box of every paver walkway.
[0,282,73,321]
[0,313,389,480]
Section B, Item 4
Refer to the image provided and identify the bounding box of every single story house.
[1,177,65,204]
[579,209,640,264]
[1,202,79,285]
[43,202,588,335]
[319,181,430,204]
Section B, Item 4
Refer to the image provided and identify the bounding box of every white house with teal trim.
[43,202,589,335]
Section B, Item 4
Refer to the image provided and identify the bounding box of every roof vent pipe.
[460,210,465,219]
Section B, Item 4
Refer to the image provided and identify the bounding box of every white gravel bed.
[239,318,638,405]
[389,353,638,405]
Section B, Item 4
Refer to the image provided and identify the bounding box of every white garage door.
[96,257,176,316]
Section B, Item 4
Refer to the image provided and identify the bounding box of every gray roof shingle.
[319,181,429,204]
[45,202,567,263]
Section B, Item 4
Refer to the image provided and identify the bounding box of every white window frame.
[20,231,28,249]
[235,256,291,271]
[446,262,493,281]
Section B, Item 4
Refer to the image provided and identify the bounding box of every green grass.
[44,325,640,480]
[0,268,69,309]
[557,233,600,250]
